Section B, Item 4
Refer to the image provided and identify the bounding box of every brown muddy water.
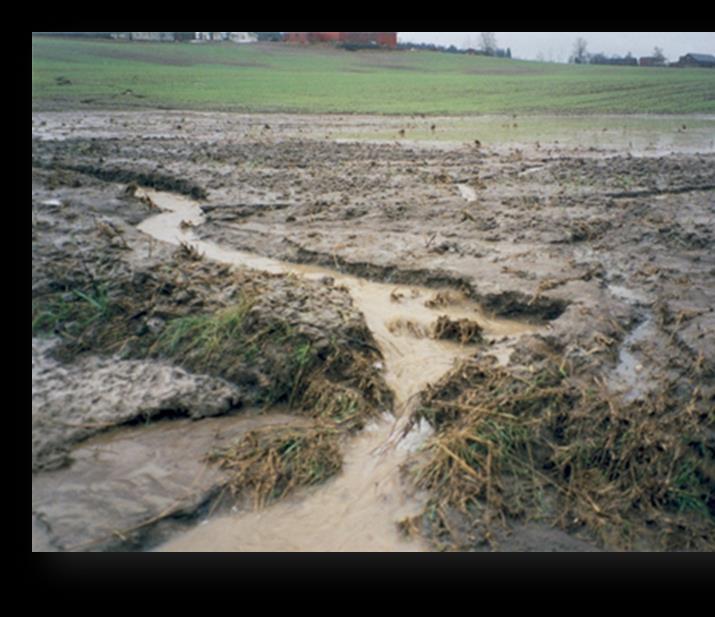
[133,189,541,551]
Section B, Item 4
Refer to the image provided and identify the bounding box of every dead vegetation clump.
[121,181,139,197]
[299,380,376,431]
[424,290,465,309]
[405,355,714,551]
[177,240,204,261]
[205,424,343,508]
[430,315,484,345]
[121,182,160,210]
[386,318,428,338]
[389,288,405,303]
[293,329,393,428]
[297,343,391,427]
[563,218,612,243]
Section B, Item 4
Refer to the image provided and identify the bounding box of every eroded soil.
[32,111,715,551]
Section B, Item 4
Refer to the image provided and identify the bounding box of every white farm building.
[193,32,258,43]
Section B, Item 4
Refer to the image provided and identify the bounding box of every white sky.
[397,32,714,62]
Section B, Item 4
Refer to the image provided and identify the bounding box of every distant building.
[35,32,256,43]
[284,32,397,49]
[590,54,638,66]
[194,32,257,43]
[675,53,715,68]
[639,56,666,67]
[227,32,257,43]
[130,32,178,42]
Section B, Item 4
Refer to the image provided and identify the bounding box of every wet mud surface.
[33,409,310,551]
[32,337,243,472]
[32,111,715,551]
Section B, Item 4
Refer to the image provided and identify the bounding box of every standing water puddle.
[611,316,657,402]
[457,183,477,202]
[136,190,539,551]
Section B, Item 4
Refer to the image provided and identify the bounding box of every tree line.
[570,37,667,66]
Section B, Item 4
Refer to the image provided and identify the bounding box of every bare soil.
[32,111,715,551]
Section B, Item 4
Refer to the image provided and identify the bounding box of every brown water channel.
[135,190,540,551]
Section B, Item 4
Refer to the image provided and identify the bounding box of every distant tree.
[570,37,589,64]
[479,32,497,56]
[653,46,666,62]
[506,47,512,59]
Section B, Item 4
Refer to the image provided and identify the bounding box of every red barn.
[284,32,397,48]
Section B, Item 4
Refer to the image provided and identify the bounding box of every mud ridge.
[605,183,715,199]
[287,243,568,322]
[32,160,208,199]
[200,203,292,220]
[479,290,569,322]
[31,340,246,472]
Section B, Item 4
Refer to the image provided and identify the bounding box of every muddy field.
[32,111,715,551]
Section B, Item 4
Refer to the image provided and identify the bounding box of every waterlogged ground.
[32,111,715,551]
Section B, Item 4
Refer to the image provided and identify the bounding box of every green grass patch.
[152,298,322,405]
[32,37,715,115]
[32,283,117,341]
[155,300,253,363]
[33,288,99,335]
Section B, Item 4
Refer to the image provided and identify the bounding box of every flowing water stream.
[136,190,539,551]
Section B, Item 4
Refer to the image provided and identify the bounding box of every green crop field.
[32,36,715,115]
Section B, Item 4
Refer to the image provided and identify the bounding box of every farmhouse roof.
[685,53,715,63]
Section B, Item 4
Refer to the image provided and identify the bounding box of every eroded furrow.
[135,189,540,551]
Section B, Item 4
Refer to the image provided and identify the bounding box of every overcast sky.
[397,32,714,62]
